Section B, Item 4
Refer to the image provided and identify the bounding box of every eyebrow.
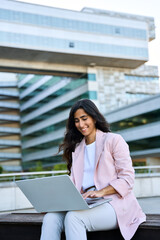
[74,114,88,119]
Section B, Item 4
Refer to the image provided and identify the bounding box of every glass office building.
[0,72,21,171]
[19,72,96,169]
[0,0,159,170]
[106,94,160,166]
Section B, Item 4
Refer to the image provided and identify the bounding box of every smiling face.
[74,108,96,144]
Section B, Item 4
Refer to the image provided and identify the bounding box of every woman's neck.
[85,133,96,145]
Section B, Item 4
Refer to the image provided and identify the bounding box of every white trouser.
[40,202,118,240]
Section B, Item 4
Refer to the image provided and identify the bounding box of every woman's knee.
[64,212,76,226]
[64,211,83,228]
[64,211,75,224]
[43,213,63,227]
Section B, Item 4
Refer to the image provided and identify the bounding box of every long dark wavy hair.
[59,99,110,174]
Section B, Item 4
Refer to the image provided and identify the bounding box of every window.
[115,27,120,34]
[0,8,147,40]
[69,42,74,48]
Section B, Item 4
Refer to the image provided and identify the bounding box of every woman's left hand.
[82,185,118,199]
[82,190,104,199]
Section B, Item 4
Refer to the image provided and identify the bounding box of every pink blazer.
[70,129,146,240]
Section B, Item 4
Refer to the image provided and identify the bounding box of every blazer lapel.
[72,138,85,191]
[95,130,106,170]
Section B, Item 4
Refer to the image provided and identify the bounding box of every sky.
[16,0,160,75]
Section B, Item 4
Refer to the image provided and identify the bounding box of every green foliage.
[34,161,44,171]
[53,163,67,171]
[29,161,44,172]
[0,165,3,174]
[28,162,68,177]
[53,163,68,175]
[133,161,146,167]
[28,161,47,178]
[133,161,149,174]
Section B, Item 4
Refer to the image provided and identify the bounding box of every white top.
[82,141,96,190]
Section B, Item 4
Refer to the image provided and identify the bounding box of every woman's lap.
[42,202,118,232]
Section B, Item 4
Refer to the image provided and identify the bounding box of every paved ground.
[137,196,160,214]
[0,196,160,215]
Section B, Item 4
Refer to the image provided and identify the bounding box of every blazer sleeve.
[109,134,135,198]
[69,152,76,184]
[69,167,75,184]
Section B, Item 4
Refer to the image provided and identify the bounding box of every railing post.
[149,168,151,175]
[13,175,16,211]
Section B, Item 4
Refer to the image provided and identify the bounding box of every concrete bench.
[0,213,160,240]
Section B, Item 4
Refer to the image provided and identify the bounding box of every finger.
[82,193,89,199]
[90,193,97,197]
[84,192,97,199]
[82,191,93,199]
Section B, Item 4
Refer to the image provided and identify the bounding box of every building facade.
[106,94,160,167]
[0,72,21,171]
[0,1,155,69]
[0,0,159,171]
[96,64,159,112]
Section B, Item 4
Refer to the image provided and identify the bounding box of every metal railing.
[0,167,160,212]
[0,166,160,183]
[0,170,68,212]
[0,170,68,183]
[134,165,160,176]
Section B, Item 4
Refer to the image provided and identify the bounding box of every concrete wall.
[97,65,159,113]
[133,176,160,198]
[0,183,32,212]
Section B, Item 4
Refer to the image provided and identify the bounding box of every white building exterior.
[0,1,155,68]
[0,0,159,170]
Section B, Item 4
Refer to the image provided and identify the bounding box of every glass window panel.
[110,109,160,132]
[129,136,160,152]
[88,91,97,100]
[0,8,147,40]
[88,74,96,81]
[125,75,159,82]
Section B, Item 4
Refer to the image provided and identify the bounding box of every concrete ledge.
[0,213,160,240]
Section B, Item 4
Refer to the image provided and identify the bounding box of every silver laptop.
[16,175,112,212]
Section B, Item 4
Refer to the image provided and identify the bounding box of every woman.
[40,99,146,240]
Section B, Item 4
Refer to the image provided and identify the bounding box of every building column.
[87,67,99,109]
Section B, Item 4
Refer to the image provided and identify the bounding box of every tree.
[0,165,3,174]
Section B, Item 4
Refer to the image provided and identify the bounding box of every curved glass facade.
[110,109,160,132]
[129,136,160,152]
[109,104,160,166]
[18,72,95,170]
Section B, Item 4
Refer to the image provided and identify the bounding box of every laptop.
[16,175,112,212]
